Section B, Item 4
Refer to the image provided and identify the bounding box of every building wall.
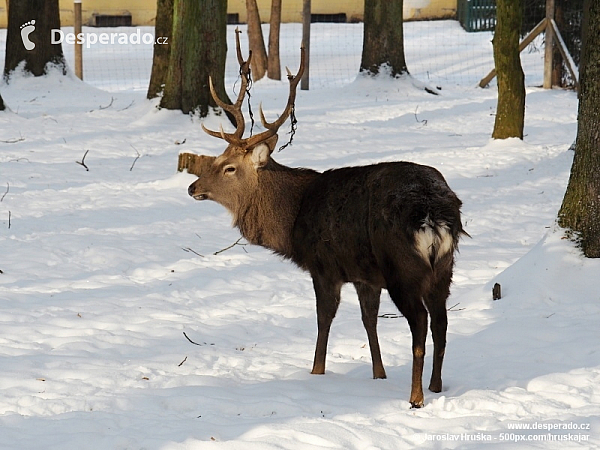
[0,0,457,28]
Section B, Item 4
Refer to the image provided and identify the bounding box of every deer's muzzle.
[188,183,208,201]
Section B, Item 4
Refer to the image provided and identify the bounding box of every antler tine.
[234,27,247,67]
[231,28,253,119]
[216,28,253,139]
[201,122,244,147]
[202,29,254,145]
[201,122,225,140]
[202,77,245,144]
[208,76,245,135]
[259,46,306,133]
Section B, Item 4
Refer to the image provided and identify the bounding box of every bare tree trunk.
[558,0,600,257]
[246,0,268,81]
[492,0,525,139]
[4,0,66,79]
[0,92,5,111]
[147,0,174,99]
[267,0,282,80]
[551,0,565,86]
[360,0,408,77]
[159,0,231,118]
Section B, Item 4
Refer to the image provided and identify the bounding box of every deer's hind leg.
[423,265,452,394]
[386,278,428,408]
[354,282,386,379]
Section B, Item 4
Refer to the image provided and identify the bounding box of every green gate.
[458,0,497,32]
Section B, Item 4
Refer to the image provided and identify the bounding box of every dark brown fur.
[188,33,465,407]
[187,139,465,408]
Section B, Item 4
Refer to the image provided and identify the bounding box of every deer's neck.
[234,161,318,257]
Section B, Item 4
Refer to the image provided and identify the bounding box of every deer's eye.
[224,165,236,174]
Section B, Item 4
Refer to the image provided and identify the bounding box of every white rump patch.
[414,216,453,265]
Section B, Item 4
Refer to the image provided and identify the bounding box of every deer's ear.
[264,134,279,152]
[250,143,271,168]
[250,135,278,169]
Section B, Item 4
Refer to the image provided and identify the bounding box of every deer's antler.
[203,29,306,151]
[258,51,306,133]
[244,46,305,148]
[203,28,252,146]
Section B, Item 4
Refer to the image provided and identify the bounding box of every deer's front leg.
[310,276,342,375]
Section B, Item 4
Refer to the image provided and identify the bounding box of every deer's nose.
[188,182,208,201]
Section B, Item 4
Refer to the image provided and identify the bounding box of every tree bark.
[558,0,600,257]
[246,0,268,81]
[360,0,408,77]
[492,0,525,139]
[267,0,282,80]
[147,0,174,99]
[4,0,66,79]
[551,0,565,87]
[159,0,231,118]
[0,92,5,111]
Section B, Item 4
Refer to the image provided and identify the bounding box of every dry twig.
[182,247,204,257]
[117,100,135,111]
[76,150,90,171]
[213,237,247,255]
[380,302,464,319]
[414,106,428,126]
[0,135,25,143]
[183,332,213,346]
[0,183,8,202]
[447,302,465,312]
[130,145,141,171]
[183,332,202,346]
[379,313,403,319]
[99,97,114,110]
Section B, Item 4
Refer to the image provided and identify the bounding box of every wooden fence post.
[543,0,555,88]
[301,0,310,90]
[74,0,83,80]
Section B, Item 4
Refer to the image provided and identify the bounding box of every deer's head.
[187,29,305,214]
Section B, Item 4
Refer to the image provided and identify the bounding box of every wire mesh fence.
[0,0,583,94]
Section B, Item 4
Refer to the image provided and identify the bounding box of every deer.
[181,30,466,408]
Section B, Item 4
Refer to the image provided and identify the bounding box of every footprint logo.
[20,20,36,51]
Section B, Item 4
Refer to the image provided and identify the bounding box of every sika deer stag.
[182,30,466,408]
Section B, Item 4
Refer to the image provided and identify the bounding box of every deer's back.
[290,162,463,287]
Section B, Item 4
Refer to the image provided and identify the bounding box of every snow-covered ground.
[1,22,598,450]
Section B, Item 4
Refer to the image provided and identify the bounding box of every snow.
[1,21,598,449]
